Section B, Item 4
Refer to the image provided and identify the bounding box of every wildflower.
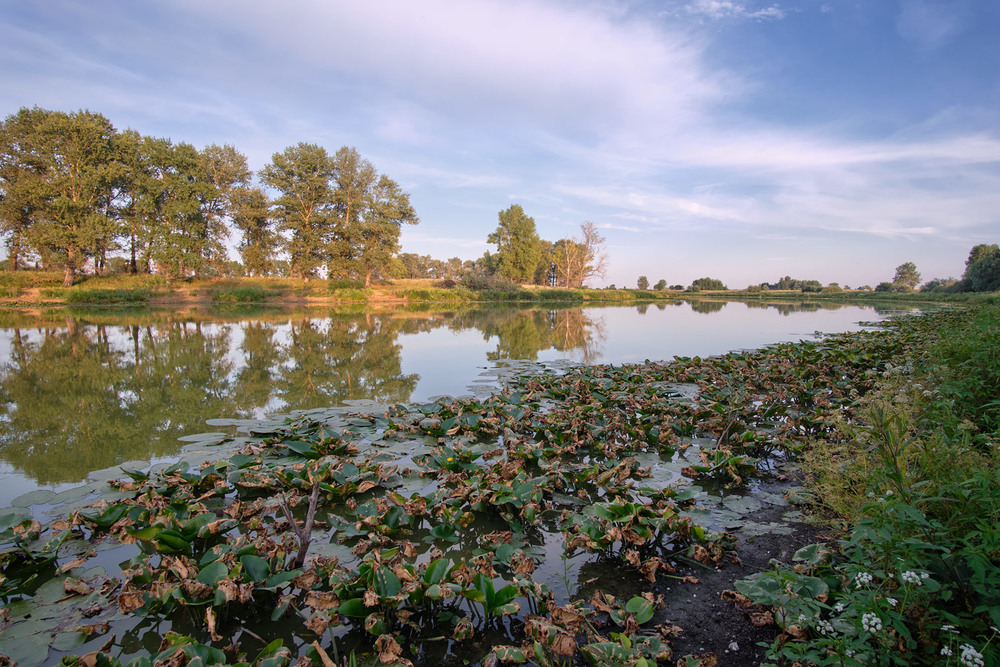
[862,613,882,634]
[446,457,453,462]
[887,597,898,607]
[959,643,984,667]
[921,572,930,580]
[942,625,957,633]
[900,571,922,585]
[834,602,846,613]
[855,572,873,588]
[817,620,834,636]
[941,646,953,657]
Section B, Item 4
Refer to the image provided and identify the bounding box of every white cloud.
[681,0,786,21]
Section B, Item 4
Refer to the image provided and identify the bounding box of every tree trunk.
[62,264,76,287]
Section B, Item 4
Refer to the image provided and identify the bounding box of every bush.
[210,286,272,303]
[461,275,521,293]
[328,278,367,290]
[64,288,151,304]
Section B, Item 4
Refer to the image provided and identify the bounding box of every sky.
[2,0,999,288]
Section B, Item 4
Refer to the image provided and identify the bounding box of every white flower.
[862,612,883,634]
[887,597,898,607]
[834,602,846,613]
[900,571,922,585]
[941,646,953,656]
[921,572,930,580]
[855,572,873,588]
[959,643,984,667]
[942,624,957,633]
[817,620,834,636]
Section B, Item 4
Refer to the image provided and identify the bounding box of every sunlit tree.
[488,204,542,283]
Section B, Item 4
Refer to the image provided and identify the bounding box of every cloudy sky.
[2,0,998,287]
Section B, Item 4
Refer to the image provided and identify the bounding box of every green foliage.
[488,204,542,283]
[209,286,274,303]
[462,274,522,293]
[690,277,727,291]
[739,304,1000,666]
[892,262,921,292]
[64,288,151,304]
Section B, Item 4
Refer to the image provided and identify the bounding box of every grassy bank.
[736,303,1000,666]
[5,271,987,307]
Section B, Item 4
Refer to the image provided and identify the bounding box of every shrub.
[64,288,151,304]
[328,278,367,290]
[210,286,272,303]
[461,275,521,293]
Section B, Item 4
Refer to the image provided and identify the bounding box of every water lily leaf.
[196,561,229,585]
[240,554,270,581]
[375,565,401,598]
[338,598,370,617]
[423,558,450,585]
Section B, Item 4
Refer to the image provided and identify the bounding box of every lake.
[0,299,902,508]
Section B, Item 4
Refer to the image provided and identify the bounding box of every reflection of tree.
[0,319,235,484]
[231,321,286,414]
[448,307,605,362]
[277,314,418,408]
[687,300,727,314]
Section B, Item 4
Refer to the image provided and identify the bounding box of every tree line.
[0,107,418,286]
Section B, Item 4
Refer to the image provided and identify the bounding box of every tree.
[24,109,121,286]
[961,245,1000,292]
[326,147,418,285]
[0,107,53,271]
[966,244,998,270]
[892,262,921,292]
[653,279,667,291]
[551,221,608,287]
[691,277,727,290]
[260,143,335,280]
[636,275,649,290]
[197,144,251,273]
[231,186,278,276]
[488,204,542,283]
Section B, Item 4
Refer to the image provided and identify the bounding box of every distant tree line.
[0,107,417,286]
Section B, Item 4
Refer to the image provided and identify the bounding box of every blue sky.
[2,0,998,288]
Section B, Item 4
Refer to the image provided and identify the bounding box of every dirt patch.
[657,477,830,665]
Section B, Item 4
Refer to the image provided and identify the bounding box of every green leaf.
[196,561,229,585]
[338,598,370,617]
[374,565,401,598]
[240,554,270,581]
[423,558,450,585]
[625,596,655,625]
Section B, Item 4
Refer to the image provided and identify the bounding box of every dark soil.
[656,476,832,666]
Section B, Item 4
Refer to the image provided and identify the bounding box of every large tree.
[197,144,251,273]
[328,147,418,285]
[0,107,51,270]
[961,244,1000,292]
[259,143,335,280]
[488,204,542,283]
[892,262,921,292]
[24,109,120,286]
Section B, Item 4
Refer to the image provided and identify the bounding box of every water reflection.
[0,299,894,489]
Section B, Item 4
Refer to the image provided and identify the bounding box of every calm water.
[0,300,901,506]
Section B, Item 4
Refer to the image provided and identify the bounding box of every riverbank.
[1,272,986,308]
[2,302,995,666]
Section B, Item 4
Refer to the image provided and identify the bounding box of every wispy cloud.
[680,0,786,22]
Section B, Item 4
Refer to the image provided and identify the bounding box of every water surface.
[0,299,900,506]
